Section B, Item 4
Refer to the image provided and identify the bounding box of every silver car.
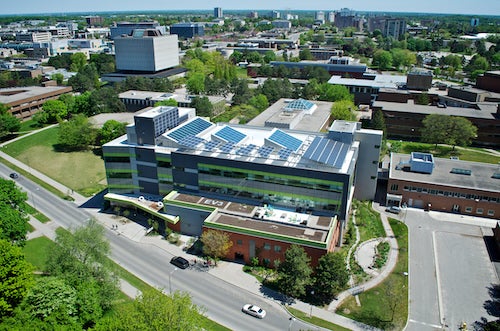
[242,304,266,319]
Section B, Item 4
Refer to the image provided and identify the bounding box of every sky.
[2,0,500,16]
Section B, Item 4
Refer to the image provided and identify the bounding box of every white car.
[242,304,266,319]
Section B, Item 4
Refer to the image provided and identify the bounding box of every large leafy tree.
[201,230,233,265]
[421,114,477,149]
[90,53,116,75]
[372,50,393,70]
[312,252,349,304]
[41,99,68,123]
[0,239,34,317]
[317,84,353,102]
[331,100,357,121]
[0,103,20,138]
[98,120,126,145]
[96,289,205,331]
[70,52,87,72]
[277,245,312,298]
[57,114,97,151]
[186,72,206,95]
[68,63,100,93]
[191,96,213,118]
[46,219,119,315]
[0,178,29,244]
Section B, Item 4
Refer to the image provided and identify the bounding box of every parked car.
[242,304,266,319]
[386,206,401,214]
[170,256,189,269]
[9,172,19,179]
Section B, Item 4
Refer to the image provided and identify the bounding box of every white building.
[114,29,179,73]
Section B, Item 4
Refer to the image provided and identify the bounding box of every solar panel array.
[178,135,205,148]
[278,148,293,160]
[214,126,247,144]
[204,140,220,151]
[236,144,256,156]
[303,137,349,168]
[220,142,235,153]
[268,130,302,152]
[167,118,212,142]
[257,145,274,158]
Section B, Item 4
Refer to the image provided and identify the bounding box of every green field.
[22,236,56,271]
[338,219,409,330]
[2,126,106,196]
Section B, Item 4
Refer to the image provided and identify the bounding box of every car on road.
[386,206,401,214]
[242,304,266,319]
[170,256,189,269]
[9,172,19,179]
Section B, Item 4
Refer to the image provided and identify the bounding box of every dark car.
[170,256,189,269]
[9,173,19,179]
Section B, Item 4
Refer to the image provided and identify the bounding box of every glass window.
[476,208,484,214]
[274,245,281,252]
[263,243,271,250]
[465,207,472,213]
[487,210,495,216]
[390,184,399,191]
[237,239,243,245]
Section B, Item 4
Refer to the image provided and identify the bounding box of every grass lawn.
[2,126,106,197]
[22,236,56,271]
[354,201,385,242]
[287,307,352,331]
[388,140,500,164]
[235,67,248,79]
[337,218,409,331]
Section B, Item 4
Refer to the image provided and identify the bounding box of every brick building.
[387,152,500,219]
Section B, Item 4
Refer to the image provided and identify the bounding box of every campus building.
[102,103,382,262]
[170,23,205,39]
[110,21,167,39]
[0,85,72,120]
[114,29,179,73]
[387,152,500,219]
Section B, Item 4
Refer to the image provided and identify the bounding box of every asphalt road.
[1,165,315,331]
[402,208,498,331]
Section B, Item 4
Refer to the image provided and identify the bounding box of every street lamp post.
[169,267,178,294]
[309,290,314,318]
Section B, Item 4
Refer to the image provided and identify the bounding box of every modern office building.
[170,23,204,39]
[0,85,72,120]
[476,71,500,93]
[114,29,179,73]
[103,105,382,222]
[110,21,167,39]
[387,152,500,219]
[272,20,292,30]
[214,7,223,18]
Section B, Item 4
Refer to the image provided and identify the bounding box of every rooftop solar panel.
[258,145,274,158]
[214,126,247,144]
[178,135,205,148]
[310,138,329,160]
[332,143,350,169]
[278,148,293,160]
[268,130,303,152]
[303,137,350,168]
[204,141,220,151]
[167,118,212,142]
[220,142,235,153]
[303,136,322,159]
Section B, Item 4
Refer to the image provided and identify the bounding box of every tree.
[46,219,119,314]
[299,48,314,60]
[186,72,205,95]
[331,100,357,121]
[277,245,312,298]
[89,87,126,115]
[372,50,393,70]
[191,96,213,118]
[201,230,233,265]
[371,110,387,138]
[96,289,205,331]
[58,114,97,151]
[98,120,126,145]
[421,114,477,149]
[248,94,269,112]
[47,54,72,69]
[50,73,64,85]
[24,277,78,322]
[41,99,68,123]
[0,239,34,317]
[312,252,349,304]
[90,53,115,75]
[317,84,353,102]
[70,53,87,72]
[154,99,178,107]
[68,64,100,93]
[0,104,20,138]
[0,178,29,244]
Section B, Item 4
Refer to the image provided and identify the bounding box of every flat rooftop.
[390,153,500,193]
[247,98,332,132]
[373,101,498,120]
[328,74,407,88]
[171,192,333,244]
[0,85,71,104]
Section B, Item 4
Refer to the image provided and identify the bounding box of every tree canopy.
[331,100,357,121]
[0,178,29,244]
[201,230,233,265]
[57,114,97,151]
[277,245,312,298]
[0,104,20,138]
[421,114,477,149]
[312,252,349,304]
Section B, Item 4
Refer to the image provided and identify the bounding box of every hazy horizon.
[2,0,499,16]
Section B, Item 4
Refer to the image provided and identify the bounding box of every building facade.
[170,23,204,39]
[110,21,167,39]
[387,152,500,219]
[114,30,179,73]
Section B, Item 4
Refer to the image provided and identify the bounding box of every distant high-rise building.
[271,10,281,19]
[214,7,223,18]
[327,12,335,23]
[85,16,103,26]
[114,29,179,73]
[248,11,258,19]
[170,22,204,39]
[315,11,325,24]
[384,19,406,39]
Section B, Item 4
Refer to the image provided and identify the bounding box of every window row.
[400,185,499,203]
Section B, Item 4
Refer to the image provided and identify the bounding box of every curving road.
[1,163,317,331]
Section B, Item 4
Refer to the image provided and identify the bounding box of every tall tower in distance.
[214,7,223,18]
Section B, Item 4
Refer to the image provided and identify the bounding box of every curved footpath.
[2,145,400,331]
